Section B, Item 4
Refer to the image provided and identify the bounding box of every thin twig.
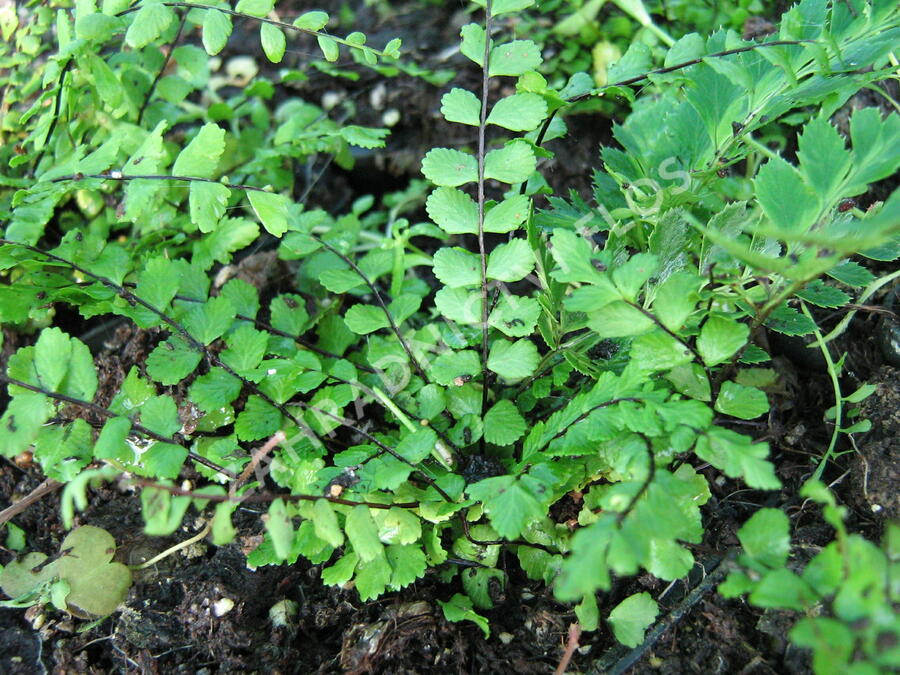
[147,289,375,370]
[0,478,63,526]
[616,437,655,526]
[0,374,235,478]
[229,430,285,498]
[115,2,395,58]
[477,0,494,434]
[131,478,419,510]
[554,623,582,675]
[130,520,211,570]
[312,234,430,383]
[138,11,188,124]
[591,554,731,675]
[543,397,644,444]
[48,172,271,193]
[30,59,75,177]
[0,239,317,443]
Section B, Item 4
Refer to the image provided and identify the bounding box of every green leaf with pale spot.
[433,247,481,287]
[345,505,383,563]
[736,508,790,568]
[441,88,481,126]
[247,191,289,236]
[487,339,539,380]
[440,594,490,638]
[754,155,819,233]
[715,381,768,420]
[260,23,286,63]
[484,195,530,233]
[202,10,232,55]
[427,187,478,234]
[489,40,542,77]
[487,93,547,131]
[483,400,525,445]
[697,315,749,366]
[484,141,536,184]
[430,349,481,386]
[434,287,482,324]
[486,238,533,282]
[182,295,236,345]
[234,0,274,17]
[294,10,328,31]
[189,181,230,233]
[317,35,339,61]
[608,593,658,647]
[587,302,655,337]
[125,3,176,48]
[145,336,203,385]
[467,475,543,538]
[172,123,225,178]
[234,395,282,441]
[489,294,541,337]
[422,148,478,187]
[344,305,388,334]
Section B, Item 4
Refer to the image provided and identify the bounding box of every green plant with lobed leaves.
[0,0,898,666]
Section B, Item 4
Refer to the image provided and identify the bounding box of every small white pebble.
[212,598,235,617]
[321,91,343,110]
[269,599,299,627]
[226,56,258,86]
[382,108,401,127]
[29,612,46,630]
[369,82,387,110]
[871,504,883,513]
[498,632,514,644]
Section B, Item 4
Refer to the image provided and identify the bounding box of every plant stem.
[0,374,236,478]
[130,521,211,570]
[477,0,493,427]
[802,301,842,481]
